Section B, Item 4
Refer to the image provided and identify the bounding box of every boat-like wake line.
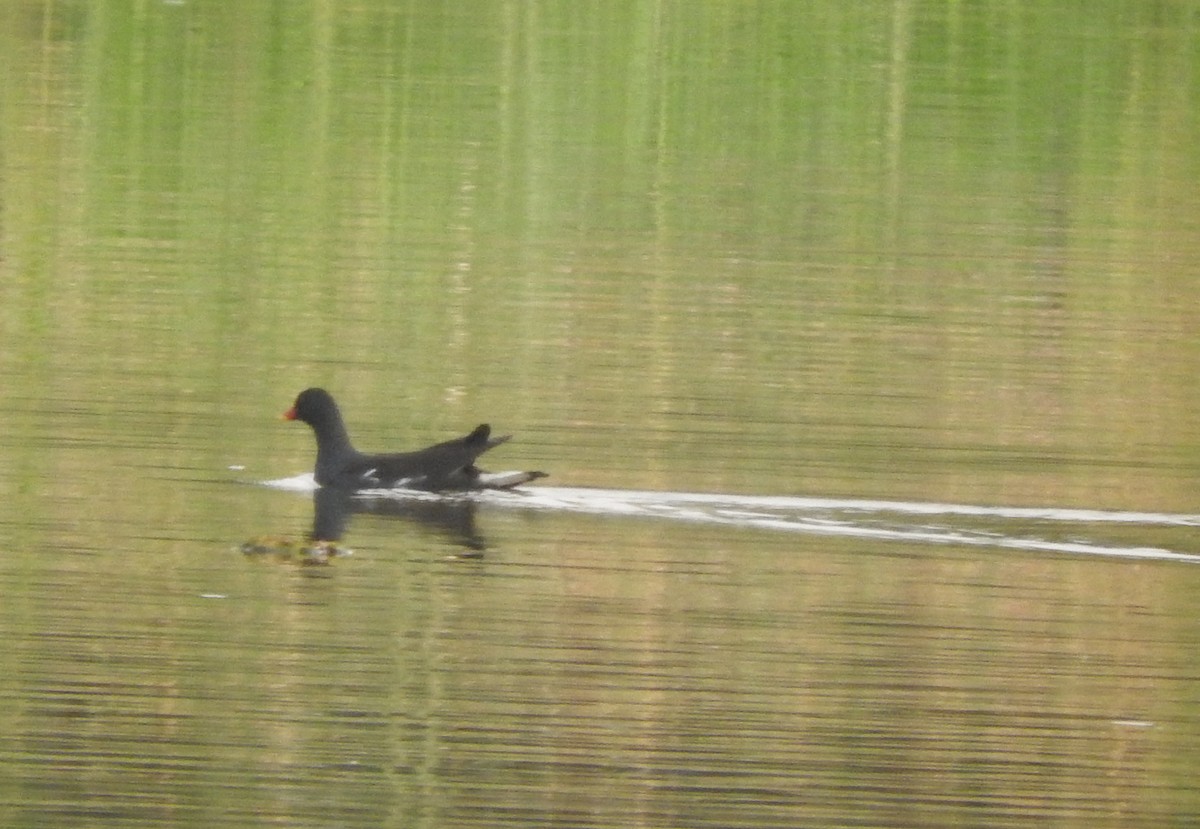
[261,476,1200,564]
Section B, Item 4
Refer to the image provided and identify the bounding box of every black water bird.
[283,387,547,491]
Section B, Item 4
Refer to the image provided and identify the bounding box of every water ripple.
[484,487,1200,564]
[263,478,1200,565]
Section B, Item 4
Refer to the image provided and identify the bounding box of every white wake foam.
[259,478,1200,564]
[485,487,1200,564]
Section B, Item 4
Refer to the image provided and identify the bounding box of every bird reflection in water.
[242,486,487,565]
[312,486,488,556]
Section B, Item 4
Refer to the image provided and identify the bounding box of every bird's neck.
[313,417,357,471]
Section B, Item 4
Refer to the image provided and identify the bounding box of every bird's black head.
[283,387,338,426]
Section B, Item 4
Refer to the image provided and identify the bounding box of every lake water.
[2,3,1200,827]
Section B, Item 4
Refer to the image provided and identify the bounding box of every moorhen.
[283,387,547,491]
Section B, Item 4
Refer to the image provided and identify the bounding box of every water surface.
[2,2,1199,827]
